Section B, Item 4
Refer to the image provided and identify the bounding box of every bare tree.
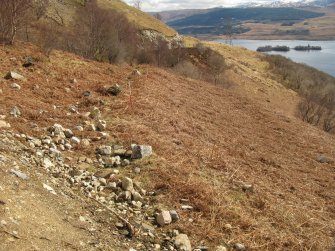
[72,0,138,62]
[323,109,335,132]
[33,0,49,20]
[297,92,325,126]
[154,36,169,66]
[153,13,162,21]
[132,0,142,10]
[0,0,32,44]
[224,16,233,45]
[208,52,226,84]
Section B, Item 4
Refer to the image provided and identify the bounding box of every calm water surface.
[216,39,335,77]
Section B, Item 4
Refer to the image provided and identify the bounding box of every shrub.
[173,60,201,79]
[207,51,226,84]
[297,93,324,126]
[265,54,335,133]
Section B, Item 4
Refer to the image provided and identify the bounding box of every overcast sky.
[123,0,297,11]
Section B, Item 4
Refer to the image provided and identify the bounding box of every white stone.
[156,211,172,226]
[11,83,21,90]
[43,183,57,195]
[97,145,112,155]
[74,125,84,131]
[121,177,133,191]
[10,169,28,180]
[81,139,90,147]
[132,191,143,202]
[43,158,54,169]
[215,246,227,251]
[175,234,192,251]
[71,137,81,145]
[131,144,152,159]
[4,71,25,81]
[10,106,21,117]
[0,120,10,128]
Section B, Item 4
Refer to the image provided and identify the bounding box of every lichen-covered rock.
[131,144,152,159]
[97,145,112,155]
[174,234,192,251]
[105,84,121,96]
[121,177,134,191]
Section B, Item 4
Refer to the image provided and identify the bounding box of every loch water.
[216,39,335,77]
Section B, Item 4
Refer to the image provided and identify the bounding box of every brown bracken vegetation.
[1,1,335,250]
[1,41,335,251]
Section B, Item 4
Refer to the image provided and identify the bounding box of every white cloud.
[122,0,296,11]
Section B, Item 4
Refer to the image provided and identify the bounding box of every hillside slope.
[1,42,334,250]
[47,0,177,37]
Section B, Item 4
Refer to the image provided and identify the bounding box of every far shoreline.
[193,34,335,42]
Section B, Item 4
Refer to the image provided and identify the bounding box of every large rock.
[121,177,134,191]
[174,234,192,251]
[316,155,333,164]
[83,90,92,97]
[64,129,74,138]
[132,191,143,202]
[215,246,227,251]
[4,71,25,81]
[94,168,114,178]
[89,107,101,119]
[11,83,21,90]
[80,138,90,146]
[43,158,54,169]
[10,106,21,117]
[96,120,107,131]
[105,84,121,96]
[97,145,112,155]
[0,120,10,128]
[71,137,81,145]
[131,144,152,159]
[156,211,172,226]
[22,56,34,68]
[104,156,121,167]
[48,124,64,135]
[170,210,180,222]
[30,138,42,147]
[10,169,28,180]
[233,243,246,251]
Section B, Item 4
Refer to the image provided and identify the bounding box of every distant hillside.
[237,0,335,7]
[168,7,325,36]
[150,9,214,22]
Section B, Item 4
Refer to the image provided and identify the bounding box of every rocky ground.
[0,45,200,251]
[1,42,335,250]
[0,122,203,251]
